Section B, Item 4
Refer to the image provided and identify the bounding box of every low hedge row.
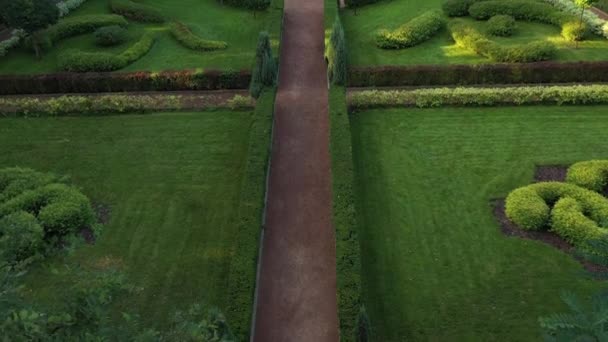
[344,0,382,9]
[169,22,228,51]
[109,0,165,23]
[0,70,251,94]
[567,160,608,193]
[348,84,608,109]
[40,14,128,47]
[442,0,483,17]
[376,10,445,49]
[469,0,587,41]
[59,32,156,72]
[486,15,516,37]
[449,20,556,63]
[505,181,608,245]
[348,62,608,87]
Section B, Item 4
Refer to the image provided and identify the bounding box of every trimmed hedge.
[220,0,271,11]
[505,182,608,245]
[348,62,608,87]
[59,32,156,72]
[169,22,228,51]
[486,15,516,37]
[109,0,165,23]
[449,20,556,62]
[469,0,587,41]
[442,0,479,17]
[348,84,608,109]
[567,160,608,192]
[345,0,383,9]
[40,14,128,46]
[0,69,251,95]
[376,10,445,49]
[93,25,128,46]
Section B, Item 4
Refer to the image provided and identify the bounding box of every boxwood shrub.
[59,32,156,72]
[0,211,45,265]
[93,25,128,46]
[109,0,165,23]
[468,0,587,41]
[169,22,228,51]
[449,20,556,62]
[376,10,445,49]
[442,0,477,17]
[486,15,516,37]
[567,160,608,192]
[40,14,128,47]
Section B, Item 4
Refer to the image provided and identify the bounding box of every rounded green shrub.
[442,0,475,17]
[567,160,608,192]
[0,211,44,265]
[487,15,516,37]
[562,21,588,42]
[94,25,128,46]
[376,10,446,49]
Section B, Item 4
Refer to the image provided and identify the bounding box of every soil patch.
[493,165,608,273]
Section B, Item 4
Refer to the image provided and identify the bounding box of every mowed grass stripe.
[351,106,607,341]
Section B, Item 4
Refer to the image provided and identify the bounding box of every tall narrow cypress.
[249,31,276,98]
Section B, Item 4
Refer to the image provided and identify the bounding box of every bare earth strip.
[252,0,339,340]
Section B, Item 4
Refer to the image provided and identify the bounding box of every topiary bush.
[93,25,128,46]
[505,160,608,246]
[326,17,348,85]
[449,20,556,62]
[468,0,588,41]
[562,21,587,41]
[59,32,156,72]
[376,10,446,49]
[442,0,476,17]
[486,15,516,37]
[39,14,128,47]
[169,22,228,51]
[0,167,96,266]
[109,0,165,23]
[249,31,276,98]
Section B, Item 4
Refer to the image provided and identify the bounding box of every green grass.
[342,0,608,66]
[0,0,283,74]
[0,110,264,334]
[350,105,608,341]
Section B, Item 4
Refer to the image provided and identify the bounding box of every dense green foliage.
[0,0,59,56]
[59,32,156,71]
[0,212,44,266]
[41,14,128,47]
[376,10,445,49]
[469,0,588,41]
[0,110,263,335]
[345,0,383,9]
[442,0,478,17]
[486,15,516,37]
[221,0,271,11]
[449,20,556,62]
[93,25,128,46]
[567,160,608,192]
[109,0,165,23]
[329,87,362,342]
[327,18,348,85]
[169,21,228,51]
[249,31,276,98]
[350,105,607,340]
[349,84,608,108]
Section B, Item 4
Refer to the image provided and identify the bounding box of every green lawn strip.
[225,89,275,341]
[342,0,608,67]
[0,111,260,334]
[350,105,607,340]
[330,86,362,342]
[0,0,284,74]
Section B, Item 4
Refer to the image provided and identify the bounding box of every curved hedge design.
[59,32,156,72]
[449,20,556,63]
[376,10,445,49]
[37,14,128,48]
[505,160,608,246]
[0,168,95,265]
[109,0,165,23]
[468,0,587,41]
[169,22,228,51]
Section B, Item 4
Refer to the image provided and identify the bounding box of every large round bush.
[94,25,128,46]
[0,211,44,265]
[487,15,516,37]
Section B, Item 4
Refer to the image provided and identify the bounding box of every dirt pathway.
[251,0,339,340]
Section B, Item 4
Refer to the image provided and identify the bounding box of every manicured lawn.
[350,106,608,341]
[342,0,608,66]
[0,0,283,74]
[0,111,259,333]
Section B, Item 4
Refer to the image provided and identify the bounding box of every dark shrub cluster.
[442,0,481,17]
[347,62,608,87]
[169,22,228,51]
[93,25,128,46]
[220,0,271,11]
[59,32,156,72]
[0,168,95,266]
[468,0,587,41]
[36,14,128,50]
[0,69,251,95]
[486,15,516,37]
[109,0,165,23]
[249,31,276,98]
[345,0,383,9]
[449,20,556,62]
[376,10,445,49]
